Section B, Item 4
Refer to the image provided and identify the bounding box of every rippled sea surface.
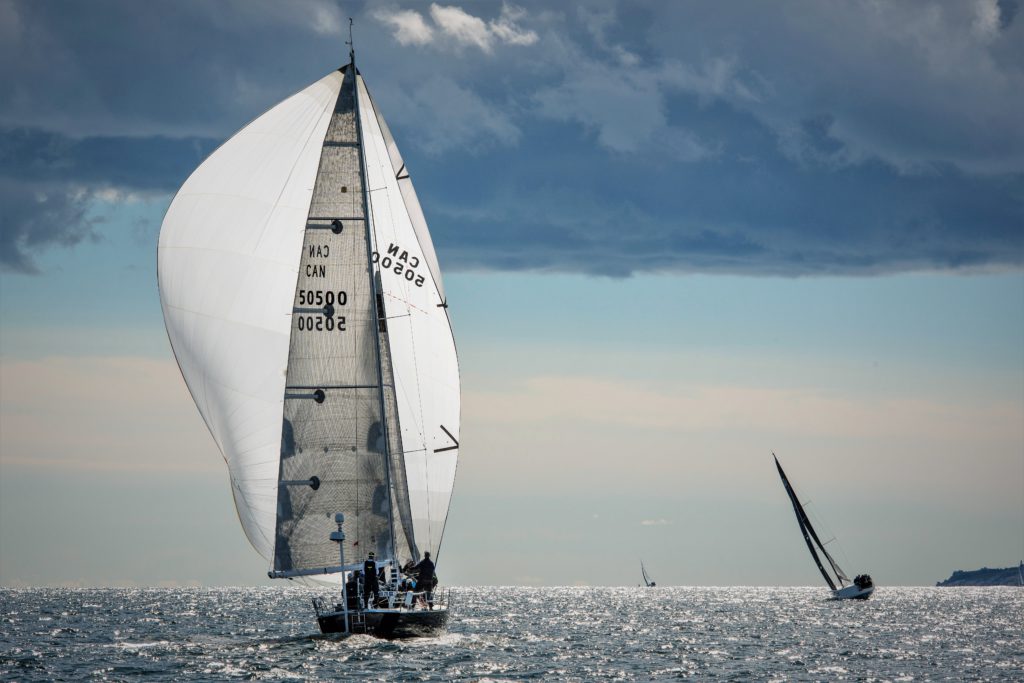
[2,587,1021,681]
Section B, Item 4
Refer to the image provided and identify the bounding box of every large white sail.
[358,77,460,560]
[158,65,459,573]
[158,72,342,560]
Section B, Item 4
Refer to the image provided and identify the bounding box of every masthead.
[347,17,355,65]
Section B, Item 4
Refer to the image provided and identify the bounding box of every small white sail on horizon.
[641,561,656,588]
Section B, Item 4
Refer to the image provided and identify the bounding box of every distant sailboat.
[641,561,656,588]
[158,25,460,636]
[773,454,874,600]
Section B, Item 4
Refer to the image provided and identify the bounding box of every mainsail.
[773,454,849,590]
[158,61,460,579]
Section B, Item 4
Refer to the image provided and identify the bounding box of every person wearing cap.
[363,552,380,607]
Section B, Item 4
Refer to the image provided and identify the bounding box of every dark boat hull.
[317,608,449,638]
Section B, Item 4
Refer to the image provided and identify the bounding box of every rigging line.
[801,499,849,580]
[383,290,431,316]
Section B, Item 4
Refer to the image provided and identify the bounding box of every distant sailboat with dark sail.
[774,453,874,600]
[641,561,656,588]
[158,24,460,636]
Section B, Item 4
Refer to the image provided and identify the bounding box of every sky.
[0,0,1021,588]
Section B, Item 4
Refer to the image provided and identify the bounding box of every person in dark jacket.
[345,572,360,610]
[414,552,435,609]
[363,552,379,607]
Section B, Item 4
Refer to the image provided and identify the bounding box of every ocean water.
[1,586,1021,681]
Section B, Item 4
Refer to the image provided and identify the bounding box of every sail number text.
[296,289,348,332]
[372,243,425,287]
[298,290,347,307]
[297,314,346,332]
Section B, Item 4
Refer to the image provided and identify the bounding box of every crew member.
[414,552,436,609]
[345,572,360,610]
[363,552,380,607]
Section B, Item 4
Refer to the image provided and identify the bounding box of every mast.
[350,25,399,564]
[774,454,839,590]
[346,17,355,66]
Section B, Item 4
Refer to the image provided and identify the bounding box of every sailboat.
[158,27,460,637]
[773,454,874,600]
[641,561,656,588]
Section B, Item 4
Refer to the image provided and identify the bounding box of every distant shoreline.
[935,566,1022,587]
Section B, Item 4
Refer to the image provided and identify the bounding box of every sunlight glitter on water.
[0,586,1022,681]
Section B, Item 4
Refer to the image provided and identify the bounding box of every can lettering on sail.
[371,243,426,287]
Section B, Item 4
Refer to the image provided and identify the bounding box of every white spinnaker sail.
[159,67,460,569]
[358,76,460,560]
[158,72,343,561]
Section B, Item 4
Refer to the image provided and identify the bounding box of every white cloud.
[489,3,539,46]
[641,519,671,526]
[971,0,1001,41]
[306,0,343,35]
[430,3,494,52]
[373,8,435,46]
[375,3,537,54]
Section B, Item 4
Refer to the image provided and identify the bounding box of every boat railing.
[378,585,449,611]
[314,586,450,616]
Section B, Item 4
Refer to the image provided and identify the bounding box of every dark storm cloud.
[997,0,1019,28]
[0,127,216,190]
[0,0,345,273]
[0,127,216,271]
[1,0,1021,276]
[0,178,95,273]
[0,0,353,138]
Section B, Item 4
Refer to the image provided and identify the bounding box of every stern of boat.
[833,575,875,600]
[313,588,452,638]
